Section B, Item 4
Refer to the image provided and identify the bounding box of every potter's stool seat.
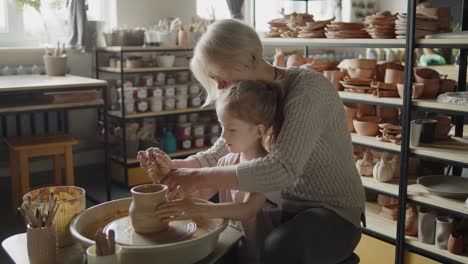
[338,253,360,264]
[5,133,78,209]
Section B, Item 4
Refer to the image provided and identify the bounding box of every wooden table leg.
[64,146,74,186]
[9,150,20,210]
[53,155,62,185]
[19,152,30,201]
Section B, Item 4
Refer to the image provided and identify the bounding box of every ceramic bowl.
[397,83,424,99]
[415,68,440,80]
[415,68,440,98]
[353,116,382,136]
[348,59,377,70]
[348,68,375,79]
[156,55,175,67]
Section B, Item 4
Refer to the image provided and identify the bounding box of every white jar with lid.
[181,137,192,150]
[133,87,148,99]
[193,124,205,137]
[117,88,135,101]
[189,83,201,95]
[164,97,176,110]
[135,99,149,112]
[176,95,188,109]
[156,72,166,85]
[150,97,163,112]
[190,95,202,107]
[175,84,188,96]
[152,86,163,97]
[165,85,176,97]
[167,76,176,85]
[120,99,135,114]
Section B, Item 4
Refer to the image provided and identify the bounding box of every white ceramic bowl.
[69,198,227,264]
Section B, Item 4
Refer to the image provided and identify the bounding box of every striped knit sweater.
[192,67,365,227]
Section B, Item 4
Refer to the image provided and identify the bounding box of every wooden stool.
[5,134,78,209]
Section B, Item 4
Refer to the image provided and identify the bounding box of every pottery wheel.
[104,216,197,246]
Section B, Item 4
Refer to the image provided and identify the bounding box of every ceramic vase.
[418,208,437,244]
[27,224,57,264]
[405,205,418,236]
[344,103,358,132]
[129,184,169,234]
[435,216,454,249]
[447,231,464,255]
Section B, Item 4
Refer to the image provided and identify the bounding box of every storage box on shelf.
[262,16,468,263]
[96,46,217,187]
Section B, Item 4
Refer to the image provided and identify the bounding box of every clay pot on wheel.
[129,184,169,234]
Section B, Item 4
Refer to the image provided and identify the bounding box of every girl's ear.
[256,124,266,138]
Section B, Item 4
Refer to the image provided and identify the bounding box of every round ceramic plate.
[417,175,468,199]
[104,216,197,246]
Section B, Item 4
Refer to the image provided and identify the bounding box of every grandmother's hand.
[160,168,206,199]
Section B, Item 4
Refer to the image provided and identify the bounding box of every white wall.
[116,0,197,28]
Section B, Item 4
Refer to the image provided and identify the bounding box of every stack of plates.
[265,12,314,38]
[298,18,335,38]
[395,13,440,39]
[266,19,289,38]
[325,22,370,39]
[365,11,396,39]
[340,77,374,93]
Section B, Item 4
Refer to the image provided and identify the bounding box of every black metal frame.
[0,81,111,205]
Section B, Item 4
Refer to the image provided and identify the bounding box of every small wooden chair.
[5,133,78,209]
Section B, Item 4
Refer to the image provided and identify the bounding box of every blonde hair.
[217,80,284,151]
[190,19,263,106]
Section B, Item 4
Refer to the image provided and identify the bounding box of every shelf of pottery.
[263,6,468,263]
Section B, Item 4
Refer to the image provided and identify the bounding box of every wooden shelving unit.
[108,106,215,119]
[99,66,190,73]
[0,99,104,113]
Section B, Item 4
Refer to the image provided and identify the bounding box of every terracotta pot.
[348,58,377,70]
[357,104,376,118]
[396,83,424,99]
[348,68,375,79]
[439,79,456,94]
[385,69,405,84]
[405,204,419,236]
[353,116,382,136]
[377,194,398,206]
[129,184,169,234]
[287,53,307,68]
[436,216,454,249]
[414,68,440,98]
[27,224,57,264]
[418,208,437,244]
[432,115,452,140]
[376,107,399,124]
[324,70,346,91]
[447,231,464,255]
[344,103,358,132]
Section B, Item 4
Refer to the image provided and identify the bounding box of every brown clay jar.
[129,184,169,234]
[405,204,418,236]
[447,231,464,255]
[344,103,358,132]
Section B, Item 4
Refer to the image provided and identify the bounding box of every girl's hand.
[161,168,206,199]
[137,147,174,169]
[157,187,204,222]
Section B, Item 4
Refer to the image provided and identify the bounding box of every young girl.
[150,80,284,263]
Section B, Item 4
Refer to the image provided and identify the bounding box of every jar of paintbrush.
[18,192,60,264]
